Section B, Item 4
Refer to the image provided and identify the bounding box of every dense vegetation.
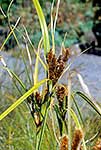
[0,0,93,49]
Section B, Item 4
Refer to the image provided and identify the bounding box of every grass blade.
[0,79,48,121]
[36,102,50,150]
[32,0,50,55]
[34,38,43,85]
[71,94,84,126]
[10,26,32,85]
[69,108,81,129]
[1,66,26,91]
[76,91,101,116]
[0,17,20,51]
[23,26,47,70]
[50,104,60,145]
[69,108,87,150]
[0,6,6,17]
[51,0,55,53]
[68,75,72,150]
[53,0,60,33]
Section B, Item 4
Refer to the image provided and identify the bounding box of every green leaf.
[32,0,50,55]
[36,101,50,150]
[34,38,43,85]
[0,17,20,51]
[0,79,48,121]
[54,104,63,136]
[23,26,47,71]
[69,108,81,129]
[1,66,26,91]
[71,94,84,126]
[76,91,101,116]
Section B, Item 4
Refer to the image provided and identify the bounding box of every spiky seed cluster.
[35,91,42,107]
[60,135,68,150]
[28,88,50,128]
[47,48,70,85]
[46,49,57,85]
[62,47,70,62]
[93,138,101,150]
[29,91,42,127]
[59,129,84,150]
[56,85,68,109]
[56,85,68,100]
[72,129,83,150]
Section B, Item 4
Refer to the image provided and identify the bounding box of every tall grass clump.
[0,0,101,150]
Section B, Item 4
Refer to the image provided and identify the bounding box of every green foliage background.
[0,0,93,48]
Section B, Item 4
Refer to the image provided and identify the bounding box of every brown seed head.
[93,138,101,150]
[60,135,68,150]
[55,61,65,78]
[62,48,70,62]
[46,49,56,66]
[35,92,42,106]
[47,49,57,85]
[56,85,68,109]
[47,49,70,85]
[72,128,83,150]
[56,85,68,101]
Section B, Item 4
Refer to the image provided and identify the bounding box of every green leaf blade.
[0,79,48,121]
[32,0,50,55]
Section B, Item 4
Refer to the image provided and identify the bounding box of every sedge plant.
[0,0,101,150]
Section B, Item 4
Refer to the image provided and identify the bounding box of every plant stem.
[68,74,72,150]
[36,102,50,150]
